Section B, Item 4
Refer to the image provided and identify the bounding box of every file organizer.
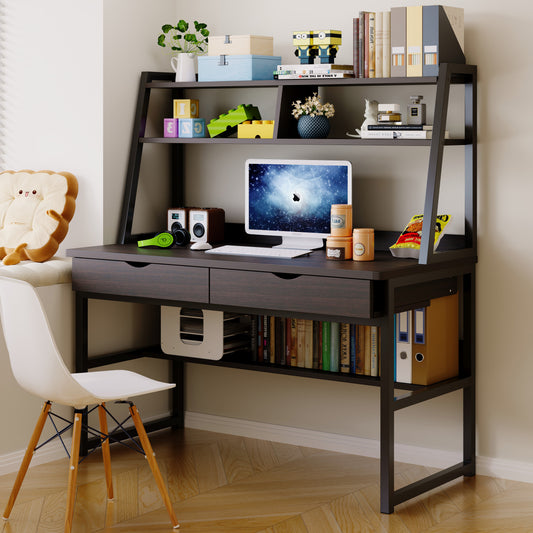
[161,307,250,360]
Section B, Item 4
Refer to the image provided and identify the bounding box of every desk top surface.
[67,243,476,282]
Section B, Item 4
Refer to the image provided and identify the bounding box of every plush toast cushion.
[0,170,78,265]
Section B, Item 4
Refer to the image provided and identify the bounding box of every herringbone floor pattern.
[1,427,532,532]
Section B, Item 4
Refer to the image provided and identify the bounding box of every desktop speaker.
[189,208,225,244]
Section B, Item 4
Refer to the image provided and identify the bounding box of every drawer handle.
[126,261,150,268]
[272,272,301,280]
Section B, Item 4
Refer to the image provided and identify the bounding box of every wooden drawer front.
[72,258,209,303]
[210,269,373,318]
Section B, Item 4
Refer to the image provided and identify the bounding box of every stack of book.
[354,5,464,78]
[359,124,450,139]
[273,64,354,79]
[251,316,380,377]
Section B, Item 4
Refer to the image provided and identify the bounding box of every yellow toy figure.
[314,30,342,64]
[293,31,318,64]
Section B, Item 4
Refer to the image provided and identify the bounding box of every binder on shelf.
[406,5,423,77]
[411,293,459,385]
[382,10,391,78]
[390,7,407,77]
[395,310,412,383]
[422,5,465,76]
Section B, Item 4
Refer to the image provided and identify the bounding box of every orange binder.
[411,293,459,385]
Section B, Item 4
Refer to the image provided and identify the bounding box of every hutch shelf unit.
[68,63,477,514]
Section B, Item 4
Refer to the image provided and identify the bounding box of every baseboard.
[0,437,73,476]
[184,411,533,484]
[3,411,533,485]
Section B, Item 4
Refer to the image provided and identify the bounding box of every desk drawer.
[72,258,209,303]
[210,269,373,318]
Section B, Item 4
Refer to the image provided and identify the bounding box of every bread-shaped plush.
[0,170,78,265]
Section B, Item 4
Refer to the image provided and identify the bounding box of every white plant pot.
[171,53,196,82]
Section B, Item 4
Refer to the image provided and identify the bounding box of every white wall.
[2,0,533,478]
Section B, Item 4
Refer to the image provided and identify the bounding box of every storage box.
[198,55,281,82]
[209,35,273,56]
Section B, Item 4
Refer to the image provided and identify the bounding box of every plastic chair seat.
[72,370,175,404]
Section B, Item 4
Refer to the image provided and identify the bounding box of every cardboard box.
[208,35,273,56]
[198,55,281,82]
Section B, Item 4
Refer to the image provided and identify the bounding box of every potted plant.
[157,20,209,82]
[292,93,335,138]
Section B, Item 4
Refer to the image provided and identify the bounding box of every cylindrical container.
[326,235,353,260]
[352,228,374,261]
[330,204,353,237]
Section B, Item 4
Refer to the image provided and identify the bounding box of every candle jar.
[330,204,352,237]
[352,228,374,261]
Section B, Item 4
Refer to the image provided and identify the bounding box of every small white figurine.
[347,98,379,137]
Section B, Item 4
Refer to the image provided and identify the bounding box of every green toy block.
[207,104,261,137]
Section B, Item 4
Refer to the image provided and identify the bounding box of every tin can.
[330,204,353,237]
[352,228,374,261]
[326,235,353,260]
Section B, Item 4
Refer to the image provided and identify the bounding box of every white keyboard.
[205,245,312,258]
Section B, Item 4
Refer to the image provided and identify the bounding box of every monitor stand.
[274,236,324,250]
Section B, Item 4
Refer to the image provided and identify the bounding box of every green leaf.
[171,46,181,51]
[177,19,189,32]
[161,24,173,33]
[157,34,166,46]
[173,34,182,40]
[194,21,207,31]
[184,33,197,43]
[200,29,209,37]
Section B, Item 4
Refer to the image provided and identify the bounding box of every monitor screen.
[245,159,352,249]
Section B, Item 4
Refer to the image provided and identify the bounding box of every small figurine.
[314,30,342,64]
[293,31,317,64]
[347,98,379,138]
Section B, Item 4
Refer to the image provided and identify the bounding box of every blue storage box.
[198,55,281,82]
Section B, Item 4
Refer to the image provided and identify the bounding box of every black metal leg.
[380,311,396,513]
[75,293,89,456]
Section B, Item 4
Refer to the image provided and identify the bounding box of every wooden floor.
[1,426,533,532]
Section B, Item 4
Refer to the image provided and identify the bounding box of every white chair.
[0,276,179,531]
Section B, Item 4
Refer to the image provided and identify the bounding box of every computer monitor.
[245,159,353,250]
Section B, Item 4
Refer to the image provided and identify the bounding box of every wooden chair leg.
[2,401,51,520]
[64,409,83,533]
[129,404,180,529]
[98,404,114,500]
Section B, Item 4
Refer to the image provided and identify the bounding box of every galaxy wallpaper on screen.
[248,162,350,234]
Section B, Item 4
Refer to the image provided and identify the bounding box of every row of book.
[250,316,380,376]
[354,5,465,78]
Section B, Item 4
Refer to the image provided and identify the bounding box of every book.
[391,7,406,77]
[313,321,321,369]
[296,319,306,368]
[276,63,353,71]
[422,5,465,76]
[340,323,350,373]
[288,318,296,366]
[359,11,366,78]
[274,72,354,79]
[353,17,360,78]
[375,11,383,78]
[364,12,369,77]
[368,124,432,130]
[370,325,379,377]
[349,324,357,373]
[304,319,313,368]
[406,5,423,77]
[382,10,391,77]
[322,321,331,371]
[359,129,449,139]
[330,322,340,372]
[364,325,371,375]
[368,12,376,78]
[355,325,365,374]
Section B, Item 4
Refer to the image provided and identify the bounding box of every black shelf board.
[141,136,469,147]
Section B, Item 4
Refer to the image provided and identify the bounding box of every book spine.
[290,318,297,366]
[353,18,360,78]
[296,319,306,368]
[322,321,331,371]
[330,322,340,372]
[304,319,313,369]
[350,324,357,373]
[370,325,379,377]
[355,325,365,374]
[263,315,269,362]
[382,10,391,78]
[368,12,376,78]
[270,316,276,363]
[250,315,258,361]
[364,325,371,375]
[340,323,350,373]
[375,11,383,78]
[360,130,433,139]
[359,11,366,78]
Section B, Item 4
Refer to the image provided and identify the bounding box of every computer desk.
[67,242,476,514]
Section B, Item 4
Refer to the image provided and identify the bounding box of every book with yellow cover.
[406,5,423,77]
